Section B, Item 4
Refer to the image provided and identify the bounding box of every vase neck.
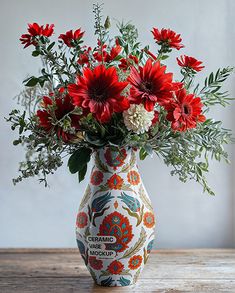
[92,146,137,172]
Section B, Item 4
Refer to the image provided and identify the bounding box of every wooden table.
[0,249,235,292]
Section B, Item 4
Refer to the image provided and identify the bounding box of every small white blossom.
[123,104,154,134]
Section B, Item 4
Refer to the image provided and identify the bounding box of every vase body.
[76,146,155,286]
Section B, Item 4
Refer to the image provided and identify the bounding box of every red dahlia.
[127,59,175,111]
[151,28,184,50]
[68,65,129,123]
[20,23,54,48]
[177,55,204,72]
[36,94,82,142]
[165,88,206,131]
[59,28,84,47]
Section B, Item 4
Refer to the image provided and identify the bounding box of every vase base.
[94,280,136,287]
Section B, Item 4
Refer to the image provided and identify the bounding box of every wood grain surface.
[0,249,235,292]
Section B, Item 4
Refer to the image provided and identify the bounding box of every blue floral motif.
[91,192,114,213]
[118,192,141,212]
[118,276,131,286]
[147,239,154,253]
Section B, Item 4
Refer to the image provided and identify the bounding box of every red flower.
[107,174,124,190]
[165,88,206,132]
[68,65,129,123]
[152,28,184,50]
[77,47,91,66]
[59,28,84,47]
[90,170,103,185]
[76,212,88,228]
[107,260,124,274]
[145,50,157,61]
[119,54,139,71]
[36,94,82,142]
[89,256,103,270]
[128,255,142,270]
[127,59,175,111]
[93,40,122,63]
[152,110,159,125]
[98,211,133,252]
[177,55,204,72]
[20,23,54,48]
[143,212,155,228]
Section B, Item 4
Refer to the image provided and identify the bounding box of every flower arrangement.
[7,4,234,195]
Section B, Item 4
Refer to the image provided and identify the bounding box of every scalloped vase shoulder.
[76,146,155,287]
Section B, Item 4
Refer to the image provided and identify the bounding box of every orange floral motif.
[114,200,119,209]
[127,170,140,185]
[98,211,133,252]
[107,260,124,274]
[76,212,88,228]
[128,255,143,270]
[107,174,124,190]
[143,212,155,228]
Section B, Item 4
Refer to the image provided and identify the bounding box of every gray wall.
[0,0,234,248]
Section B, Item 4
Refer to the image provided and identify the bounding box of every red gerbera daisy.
[152,28,184,50]
[127,59,175,111]
[20,23,54,48]
[165,88,206,131]
[177,55,204,72]
[68,65,129,123]
[59,28,84,47]
[36,94,82,142]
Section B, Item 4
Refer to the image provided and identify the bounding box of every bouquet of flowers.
[7,4,234,194]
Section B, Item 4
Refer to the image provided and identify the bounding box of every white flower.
[123,104,154,134]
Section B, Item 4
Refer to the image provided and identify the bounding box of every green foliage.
[6,4,234,194]
[197,67,234,108]
[148,116,233,195]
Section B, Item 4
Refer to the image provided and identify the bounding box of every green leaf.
[13,139,21,146]
[32,50,40,57]
[68,147,92,174]
[47,41,55,51]
[24,77,39,87]
[139,147,148,160]
[161,55,169,60]
[78,164,87,182]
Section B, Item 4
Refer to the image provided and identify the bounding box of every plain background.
[0,0,234,248]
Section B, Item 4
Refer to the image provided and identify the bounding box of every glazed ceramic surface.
[76,146,155,286]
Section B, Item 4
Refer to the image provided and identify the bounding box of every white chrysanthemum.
[123,104,154,134]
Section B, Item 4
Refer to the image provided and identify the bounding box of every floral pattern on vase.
[76,146,155,286]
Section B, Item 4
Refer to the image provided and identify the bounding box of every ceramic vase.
[76,146,155,286]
